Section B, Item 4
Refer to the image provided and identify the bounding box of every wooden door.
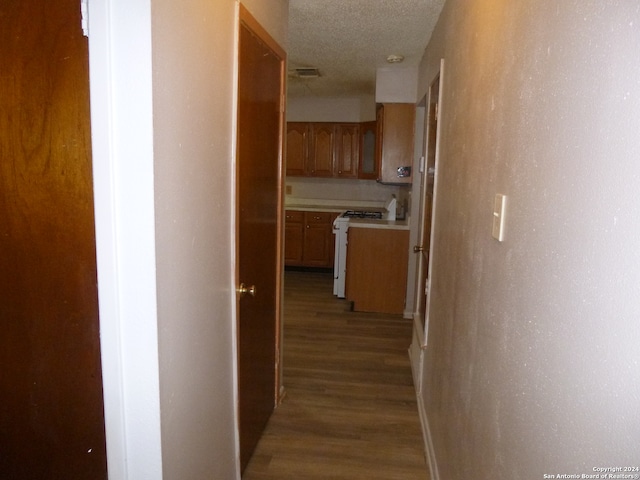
[284,211,304,264]
[335,124,360,178]
[377,104,415,185]
[359,121,378,179]
[0,1,107,478]
[285,123,308,176]
[309,123,335,176]
[303,212,332,267]
[236,5,285,474]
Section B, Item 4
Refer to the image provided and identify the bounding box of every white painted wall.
[90,0,288,479]
[414,1,640,479]
[376,66,419,104]
[151,1,238,478]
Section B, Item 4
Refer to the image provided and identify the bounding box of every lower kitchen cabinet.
[284,210,337,268]
[345,227,409,314]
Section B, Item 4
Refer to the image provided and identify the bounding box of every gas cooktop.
[342,210,383,219]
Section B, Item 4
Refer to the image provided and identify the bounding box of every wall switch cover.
[492,194,506,241]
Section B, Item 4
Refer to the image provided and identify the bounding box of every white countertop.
[346,218,410,230]
[285,197,385,213]
[284,197,409,230]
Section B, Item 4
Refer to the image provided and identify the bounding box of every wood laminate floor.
[243,270,429,480]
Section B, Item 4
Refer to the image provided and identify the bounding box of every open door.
[414,61,444,347]
[236,5,286,474]
[0,1,107,477]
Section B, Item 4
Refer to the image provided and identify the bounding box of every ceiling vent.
[292,67,321,78]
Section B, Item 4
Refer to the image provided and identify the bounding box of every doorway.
[236,5,286,474]
[414,63,444,347]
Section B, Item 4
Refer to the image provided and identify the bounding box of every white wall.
[91,0,288,479]
[415,1,640,479]
[151,1,238,478]
[376,65,419,104]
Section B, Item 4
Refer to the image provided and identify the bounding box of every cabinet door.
[377,103,415,185]
[303,212,332,267]
[345,227,410,314]
[335,124,359,178]
[284,210,304,265]
[358,121,377,179]
[309,124,335,177]
[286,123,308,176]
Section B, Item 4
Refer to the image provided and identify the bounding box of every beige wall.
[287,95,376,122]
[151,1,287,478]
[416,1,640,478]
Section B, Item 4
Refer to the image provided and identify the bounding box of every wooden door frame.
[235,0,287,454]
[415,59,445,348]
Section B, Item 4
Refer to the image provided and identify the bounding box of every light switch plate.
[492,194,506,241]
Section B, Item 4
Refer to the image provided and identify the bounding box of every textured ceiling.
[287,0,446,98]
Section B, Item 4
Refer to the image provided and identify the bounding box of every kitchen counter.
[284,198,409,229]
[346,217,409,230]
[285,197,386,213]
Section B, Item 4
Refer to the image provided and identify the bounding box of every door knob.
[237,283,256,297]
[413,245,424,253]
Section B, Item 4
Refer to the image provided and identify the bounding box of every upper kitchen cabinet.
[308,123,335,177]
[286,122,359,179]
[376,103,415,185]
[286,122,309,176]
[335,123,360,178]
[358,121,377,180]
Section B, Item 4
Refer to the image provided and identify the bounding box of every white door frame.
[88,0,163,478]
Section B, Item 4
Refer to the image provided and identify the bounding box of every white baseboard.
[409,348,440,480]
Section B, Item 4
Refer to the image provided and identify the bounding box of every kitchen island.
[345,222,409,315]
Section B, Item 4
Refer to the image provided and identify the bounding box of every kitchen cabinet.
[284,210,337,268]
[285,122,309,176]
[284,210,305,264]
[334,123,360,178]
[308,123,334,177]
[358,120,378,179]
[286,122,359,178]
[345,227,410,314]
[376,103,415,185]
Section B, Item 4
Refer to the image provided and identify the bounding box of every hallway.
[243,270,428,479]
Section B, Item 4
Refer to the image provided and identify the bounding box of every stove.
[341,210,383,219]
[332,196,398,298]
